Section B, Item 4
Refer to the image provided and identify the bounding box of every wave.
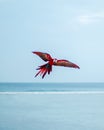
[0,91,104,95]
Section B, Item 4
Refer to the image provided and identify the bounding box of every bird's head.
[53,58,58,63]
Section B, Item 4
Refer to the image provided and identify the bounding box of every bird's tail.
[35,63,52,79]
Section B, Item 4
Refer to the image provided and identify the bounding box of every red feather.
[35,63,52,79]
[53,60,80,69]
[32,51,52,61]
[33,51,80,78]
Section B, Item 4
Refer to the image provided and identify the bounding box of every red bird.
[32,51,80,78]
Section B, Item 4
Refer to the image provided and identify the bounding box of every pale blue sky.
[0,0,104,82]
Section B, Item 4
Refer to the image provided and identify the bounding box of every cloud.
[77,12,104,24]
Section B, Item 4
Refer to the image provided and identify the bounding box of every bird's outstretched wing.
[32,51,52,62]
[53,60,80,69]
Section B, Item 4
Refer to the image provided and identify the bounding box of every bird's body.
[32,51,80,78]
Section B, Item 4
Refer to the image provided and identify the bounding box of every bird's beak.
[32,51,35,54]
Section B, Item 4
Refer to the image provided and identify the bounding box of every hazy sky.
[0,0,104,82]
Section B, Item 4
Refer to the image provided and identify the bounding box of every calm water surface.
[0,83,104,92]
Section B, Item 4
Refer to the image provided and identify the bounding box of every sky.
[0,0,104,82]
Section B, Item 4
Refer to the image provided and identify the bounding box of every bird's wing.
[32,51,52,62]
[53,60,80,69]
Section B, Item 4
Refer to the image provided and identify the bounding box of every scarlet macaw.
[32,51,80,78]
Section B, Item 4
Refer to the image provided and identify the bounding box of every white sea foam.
[0,91,104,95]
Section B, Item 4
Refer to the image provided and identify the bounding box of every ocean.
[0,83,104,130]
[0,83,104,92]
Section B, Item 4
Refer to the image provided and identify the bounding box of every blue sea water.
[0,83,104,130]
[0,83,104,92]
